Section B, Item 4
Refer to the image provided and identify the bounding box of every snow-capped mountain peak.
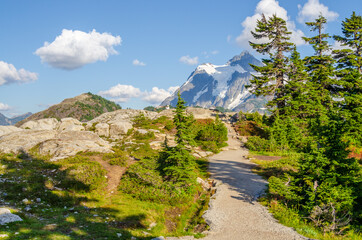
[161,52,269,113]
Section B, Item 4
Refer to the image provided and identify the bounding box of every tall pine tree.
[159,92,196,185]
[333,12,362,146]
[283,48,310,118]
[248,14,294,112]
[302,15,336,117]
[288,14,362,231]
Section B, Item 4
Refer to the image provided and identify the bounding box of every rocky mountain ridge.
[161,51,270,113]
[0,112,32,126]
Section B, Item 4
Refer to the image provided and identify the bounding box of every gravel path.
[200,124,307,240]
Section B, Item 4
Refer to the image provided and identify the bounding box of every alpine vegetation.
[244,12,362,238]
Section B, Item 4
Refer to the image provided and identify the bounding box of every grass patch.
[259,198,362,240]
[0,145,211,239]
[250,151,361,239]
[250,151,300,179]
[102,149,129,166]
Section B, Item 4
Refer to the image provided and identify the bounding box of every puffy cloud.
[331,41,351,51]
[0,61,38,86]
[99,84,178,104]
[179,55,199,65]
[0,102,11,111]
[236,0,305,49]
[98,84,141,103]
[132,59,146,66]
[143,86,179,104]
[297,0,339,23]
[35,29,121,70]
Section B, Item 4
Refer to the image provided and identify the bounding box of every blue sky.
[0,0,360,116]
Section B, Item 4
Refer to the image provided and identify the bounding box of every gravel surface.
[200,124,307,240]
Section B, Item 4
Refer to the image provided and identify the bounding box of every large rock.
[155,109,174,119]
[94,123,110,137]
[88,109,159,138]
[89,109,158,123]
[0,130,57,153]
[38,131,112,160]
[109,121,133,137]
[0,126,23,137]
[20,118,59,130]
[57,118,85,132]
[0,208,23,225]
[186,107,216,119]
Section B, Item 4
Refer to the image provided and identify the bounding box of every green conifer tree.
[173,92,195,147]
[248,14,294,112]
[302,15,336,116]
[333,11,362,146]
[283,48,310,118]
[159,92,196,185]
[288,14,362,231]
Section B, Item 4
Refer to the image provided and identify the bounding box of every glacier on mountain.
[161,51,270,113]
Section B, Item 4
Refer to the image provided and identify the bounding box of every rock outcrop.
[0,107,226,160]
[0,126,23,137]
[0,130,57,153]
[0,208,23,225]
[38,131,112,160]
[20,118,59,130]
[57,118,85,132]
[87,109,157,138]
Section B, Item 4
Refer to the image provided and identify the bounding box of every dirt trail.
[92,156,127,193]
[200,123,306,240]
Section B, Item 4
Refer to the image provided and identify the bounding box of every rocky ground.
[0,108,229,161]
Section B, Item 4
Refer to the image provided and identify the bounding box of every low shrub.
[133,131,155,140]
[234,121,266,137]
[59,156,107,191]
[126,142,158,160]
[245,136,270,151]
[192,116,228,153]
[119,157,194,205]
[102,149,129,166]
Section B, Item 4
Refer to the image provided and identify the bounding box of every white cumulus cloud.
[297,0,339,23]
[99,84,179,104]
[0,102,11,111]
[132,59,146,66]
[179,55,199,65]
[98,84,142,103]
[0,61,38,86]
[35,29,121,70]
[143,86,179,104]
[236,0,305,50]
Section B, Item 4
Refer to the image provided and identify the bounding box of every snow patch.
[196,63,217,75]
[193,87,209,102]
[211,65,246,98]
[227,90,251,110]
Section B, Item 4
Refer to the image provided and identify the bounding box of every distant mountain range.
[0,112,32,126]
[161,51,270,112]
[15,92,121,126]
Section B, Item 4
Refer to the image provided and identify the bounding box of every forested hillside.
[15,92,121,126]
